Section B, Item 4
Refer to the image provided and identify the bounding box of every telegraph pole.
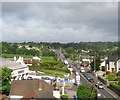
[94,56,96,74]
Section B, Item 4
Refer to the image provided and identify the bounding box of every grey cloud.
[2,2,118,42]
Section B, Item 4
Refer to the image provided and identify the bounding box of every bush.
[106,71,110,75]
[77,84,97,100]
[107,73,117,81]
[116,71,120,76]
[60,94,69,100]
[110,82,120,92]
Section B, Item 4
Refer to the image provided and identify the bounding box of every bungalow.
[106,55,120,73]
[10,80,58,99]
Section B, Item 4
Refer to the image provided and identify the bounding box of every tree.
[77,84,97,100]
[116,71,120,76]
[0,67,12,94]
[90,56,101,72]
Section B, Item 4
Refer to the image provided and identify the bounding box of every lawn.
[41,56,55,62]
[41,69,68,78]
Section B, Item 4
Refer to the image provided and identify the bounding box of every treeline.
[2,42,40,56]
[1,41,120,57]
[1,42,56,57]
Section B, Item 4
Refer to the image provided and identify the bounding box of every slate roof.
[106,55,120,63]
[10,80,56,99]
[0,57,27,70]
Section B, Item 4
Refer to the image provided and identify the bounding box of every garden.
[104,71,120,93]
[29,56,70,78]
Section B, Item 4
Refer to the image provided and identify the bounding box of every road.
[55,49,118,99]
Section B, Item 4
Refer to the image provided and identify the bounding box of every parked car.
[95,83,104,89]
[89,78,94,83]
[87,77,94,82]
[83,73,89,78]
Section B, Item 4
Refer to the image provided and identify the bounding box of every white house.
[80,56,93,67]
[0,57,29,80]
[106,55,120,73]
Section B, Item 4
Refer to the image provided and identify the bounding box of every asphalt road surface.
[56,49,118,99]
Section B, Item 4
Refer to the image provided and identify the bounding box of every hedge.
[110,82,120,92]
[60,94,69,100]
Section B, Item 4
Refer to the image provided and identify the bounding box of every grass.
[41,56,55,62]
[1,53,33,58]
[41,69,68,78]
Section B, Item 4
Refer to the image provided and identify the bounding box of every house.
[106,55,120,73]
[24,56,41,66]
[80,56,93,67]
[100,57,108,71]
[10,80,57,99]
[0,57,29,80]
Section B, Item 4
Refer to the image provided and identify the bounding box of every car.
[97,92,102,97]
[83,73,89,77]
[81,69,85,73]
[95,83,104,89]
[89,78,94,83]
[87,76,92,80]
[86,76,94,82]
[98,83,104,89]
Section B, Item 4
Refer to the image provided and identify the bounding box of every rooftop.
[106,55,120,62]
[0,57,28,70]
[10,80,55,99]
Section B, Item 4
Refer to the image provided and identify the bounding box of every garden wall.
[98,76,109,86]
[108,83,120,96]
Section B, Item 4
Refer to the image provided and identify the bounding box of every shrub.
[77,84,97,100]
[107,73,117,81]
[60,94,69,100]
[116,71,120,76]
[110,82,120,92]
[106,71,110,75]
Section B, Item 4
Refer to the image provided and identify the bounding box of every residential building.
[10,80,57,99]
[24,56,41,66]
[106,55,120,73]
[80,56,93,67]
[0,57,29,80]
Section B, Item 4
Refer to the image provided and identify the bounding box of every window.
[18,70,24,74]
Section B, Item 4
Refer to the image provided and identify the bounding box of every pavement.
[56,82,76,98]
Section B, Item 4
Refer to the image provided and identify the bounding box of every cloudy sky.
[2,1,118,43]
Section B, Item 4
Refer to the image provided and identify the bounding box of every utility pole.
[94,56,96,74]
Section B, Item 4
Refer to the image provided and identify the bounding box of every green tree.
[77,84,97,100]
[0,67,12,94]
[116,71,120,76]
[90,56,101,72]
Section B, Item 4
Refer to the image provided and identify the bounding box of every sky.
[1,1,118,43]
